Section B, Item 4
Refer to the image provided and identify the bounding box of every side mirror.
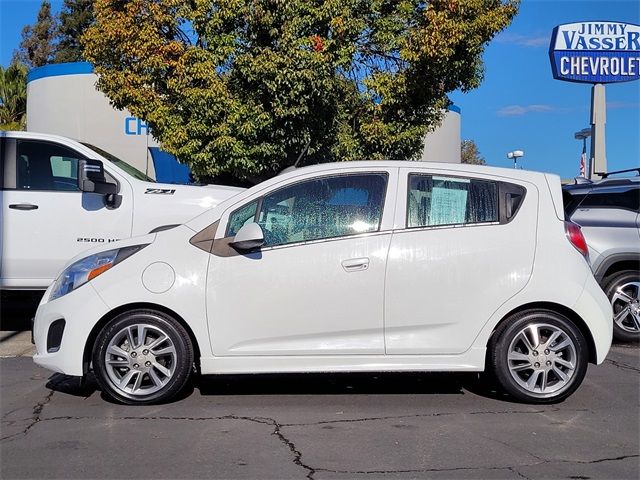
[230,223,265,251]
[78,159,118,195]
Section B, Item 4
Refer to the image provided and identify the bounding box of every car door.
[0,138,133,289]
[206,169,395,356]
[384,168,537,354]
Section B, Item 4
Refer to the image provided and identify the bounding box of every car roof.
[0,130,83,143]
[276,160,550,183]
[563,175,639,194]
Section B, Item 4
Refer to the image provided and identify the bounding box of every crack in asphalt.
[606,358,640,373]
[303,453,640,476]
[4,410,635,478]
[0,389,55,442]
[277,408,584,427]
[1,406,592,429]
[509,466,533,480]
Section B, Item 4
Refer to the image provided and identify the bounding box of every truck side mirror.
[78,159,118,195]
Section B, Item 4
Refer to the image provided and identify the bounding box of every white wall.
[421,109,461,163]
[27,71,158,178]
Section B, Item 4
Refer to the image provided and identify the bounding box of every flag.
[579,145,586,177]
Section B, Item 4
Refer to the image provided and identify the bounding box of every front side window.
[408,175,498,228]
[16,140,82,191]
[226,174,388,247]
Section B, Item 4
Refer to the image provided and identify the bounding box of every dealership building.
[27,62,462,184]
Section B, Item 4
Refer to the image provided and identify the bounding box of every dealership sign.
[549,21,640,83]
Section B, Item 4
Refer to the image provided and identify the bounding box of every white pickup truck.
[0,131,243,291]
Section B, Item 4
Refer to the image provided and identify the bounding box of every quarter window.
[227,200,259,237]
[408,175,498,228]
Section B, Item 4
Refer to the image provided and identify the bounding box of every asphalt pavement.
[1,332,638,480]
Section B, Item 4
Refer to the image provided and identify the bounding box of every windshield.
[81,143,155,182]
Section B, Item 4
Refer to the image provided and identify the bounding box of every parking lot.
[1,311,638,480]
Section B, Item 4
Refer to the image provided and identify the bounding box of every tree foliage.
[55,0,95,63]
[15,1,57,68]
[84,0,517,181]
[0,62,28,131]
[461,139,486,165]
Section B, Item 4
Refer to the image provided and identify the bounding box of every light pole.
[507,150,524,169]
[574,128,592,178]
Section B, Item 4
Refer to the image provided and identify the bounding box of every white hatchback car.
[33,162,612,404]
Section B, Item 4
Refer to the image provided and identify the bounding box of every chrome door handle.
[342,257,370,272]
[9,203,39,211]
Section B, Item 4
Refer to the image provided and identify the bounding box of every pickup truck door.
[0,138,133,289]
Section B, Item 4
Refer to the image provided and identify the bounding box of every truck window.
[81,143,155,183]
[16,140,82,191]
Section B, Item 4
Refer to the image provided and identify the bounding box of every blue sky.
[1,0,639,179]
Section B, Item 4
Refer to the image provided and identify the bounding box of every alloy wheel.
[104,323,177,396]
[507,323,577,396]
[611,281,640,334]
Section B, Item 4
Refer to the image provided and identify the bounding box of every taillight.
[564,221,589,259]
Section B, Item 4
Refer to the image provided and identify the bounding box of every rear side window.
[408,175,498,228]
[580,188,640,212]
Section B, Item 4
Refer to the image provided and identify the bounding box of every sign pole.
[590,83,607,180]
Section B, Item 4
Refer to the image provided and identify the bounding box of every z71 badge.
[145,188,176,195]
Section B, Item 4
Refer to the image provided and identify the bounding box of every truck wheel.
[92,309,194,405]
[489,310,588,403]
[604,270,640,343]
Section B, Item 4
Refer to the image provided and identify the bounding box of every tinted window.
[581,188,640,212]
[253,174,387,247]
[16,140,83,191]
[408,175,498,227]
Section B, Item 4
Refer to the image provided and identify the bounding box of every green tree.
[84,0,518,181]
[461,139,486,165]
[15,1,57,68]
[55,0,95,63]
[0,62,28,131]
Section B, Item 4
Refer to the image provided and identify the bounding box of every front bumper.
[33,283,111,376]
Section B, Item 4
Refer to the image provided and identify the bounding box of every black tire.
[603,270,640,343]
[92,309,194,405]
[489,310,589,404]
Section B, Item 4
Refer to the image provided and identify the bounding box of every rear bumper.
[33,284,110,376]
[573,273,613,364]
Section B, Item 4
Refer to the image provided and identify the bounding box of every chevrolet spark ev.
[33,162,613,404]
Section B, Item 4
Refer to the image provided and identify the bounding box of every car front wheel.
[603,270,640,343]
[489,310,589,403]
[92,309,194,405]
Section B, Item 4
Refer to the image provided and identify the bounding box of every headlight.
[49,245,147,301]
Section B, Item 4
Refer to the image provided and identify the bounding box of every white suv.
[32,162,612,404]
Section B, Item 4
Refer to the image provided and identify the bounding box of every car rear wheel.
[489,310,589,403]
[92,309,194,405]
[603,270,640,343]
